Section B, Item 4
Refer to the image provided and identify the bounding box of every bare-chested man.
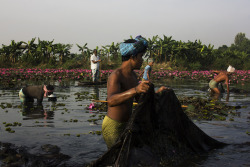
[102,36,166,149]
[209,65,235,94]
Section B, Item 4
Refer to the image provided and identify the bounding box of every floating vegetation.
[74,91,100,102]
[89,131,102,135]
[178,96,242,121]
[63,119,79,123]
[56,103,66,106]
[0,102,13,109]
[5,127,15,133]
[4,122,22,127]
[87,119,99,123]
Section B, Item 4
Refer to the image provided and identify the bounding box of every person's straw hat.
[227,65,235,73]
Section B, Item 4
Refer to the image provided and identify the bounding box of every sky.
[1,0,250,53]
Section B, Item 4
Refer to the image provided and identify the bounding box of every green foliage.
[188,62,202,70]
[0,33,249,70]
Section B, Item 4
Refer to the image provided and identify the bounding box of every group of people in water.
[18,35,235,150]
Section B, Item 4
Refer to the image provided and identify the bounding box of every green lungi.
[209,80,218,89]
[102,116,127,149]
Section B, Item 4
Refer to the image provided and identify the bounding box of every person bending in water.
[209,65,235,95]
[19,84,54,104]
[102,36,166,149]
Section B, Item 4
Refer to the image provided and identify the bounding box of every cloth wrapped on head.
[119,35,148,57]
[227,65,235,73]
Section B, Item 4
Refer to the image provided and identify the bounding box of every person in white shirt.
[90,49,102,82]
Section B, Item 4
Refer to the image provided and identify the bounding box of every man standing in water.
[209,65,235,95]
[139,58,154,81]
[102,36,166,149]
[90,49,102,83]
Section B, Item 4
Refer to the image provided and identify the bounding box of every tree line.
[0,33,249,70]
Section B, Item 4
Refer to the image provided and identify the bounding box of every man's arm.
[92,60,101,63]
[225,76,230,93]
[91,55,101,64]
[138,70,144,78]
[147,70,150,81]
[212,70,221,74]
[107,72,149,107]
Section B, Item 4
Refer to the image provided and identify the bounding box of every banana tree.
[147,36,158,59]
[38,38,54,63]
[76,43,88,61]
[0,44,11,63]
[109,42,120,60]
[54,43,72,64]
[23,38,37,63]
[102,45,111,63]
[8,40,25,63]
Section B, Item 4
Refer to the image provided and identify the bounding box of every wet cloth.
[91,69,99,82]
[19,89,25,103]
[142,65,151,81]
[209,79,218,89]
[119,35,148,57]
[227,65,235,73]
[89,85,226,167]
[102,116,127,149]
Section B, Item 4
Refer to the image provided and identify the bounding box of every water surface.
[0,80,249,166]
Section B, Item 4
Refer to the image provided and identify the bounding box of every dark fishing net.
[88,85,226,167]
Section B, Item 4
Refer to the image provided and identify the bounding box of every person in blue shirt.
[140,58,154,81]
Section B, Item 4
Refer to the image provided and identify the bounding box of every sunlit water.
[0,80,249,166]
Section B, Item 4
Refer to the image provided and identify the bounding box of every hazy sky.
[1,0,250,53]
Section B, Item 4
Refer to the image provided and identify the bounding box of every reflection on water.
[21,103,55,120]
[0,80,249,166]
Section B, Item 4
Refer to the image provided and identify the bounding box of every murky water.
[0,80,249,166]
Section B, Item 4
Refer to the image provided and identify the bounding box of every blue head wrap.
[119,35,148,57]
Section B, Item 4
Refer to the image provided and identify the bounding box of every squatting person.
[209,65,235,94]
[19,84,55,104]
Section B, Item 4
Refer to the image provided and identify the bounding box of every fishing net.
[88,85,226,167]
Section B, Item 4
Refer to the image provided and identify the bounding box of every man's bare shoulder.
[109,68,122,78]
[108,68,123,83]
[218,71,228,76]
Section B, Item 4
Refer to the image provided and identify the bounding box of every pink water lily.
[0,68,249,84]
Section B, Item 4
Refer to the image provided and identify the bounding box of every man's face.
[132,53,144,69]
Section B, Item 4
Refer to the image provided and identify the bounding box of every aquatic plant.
[0,68,249,85]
